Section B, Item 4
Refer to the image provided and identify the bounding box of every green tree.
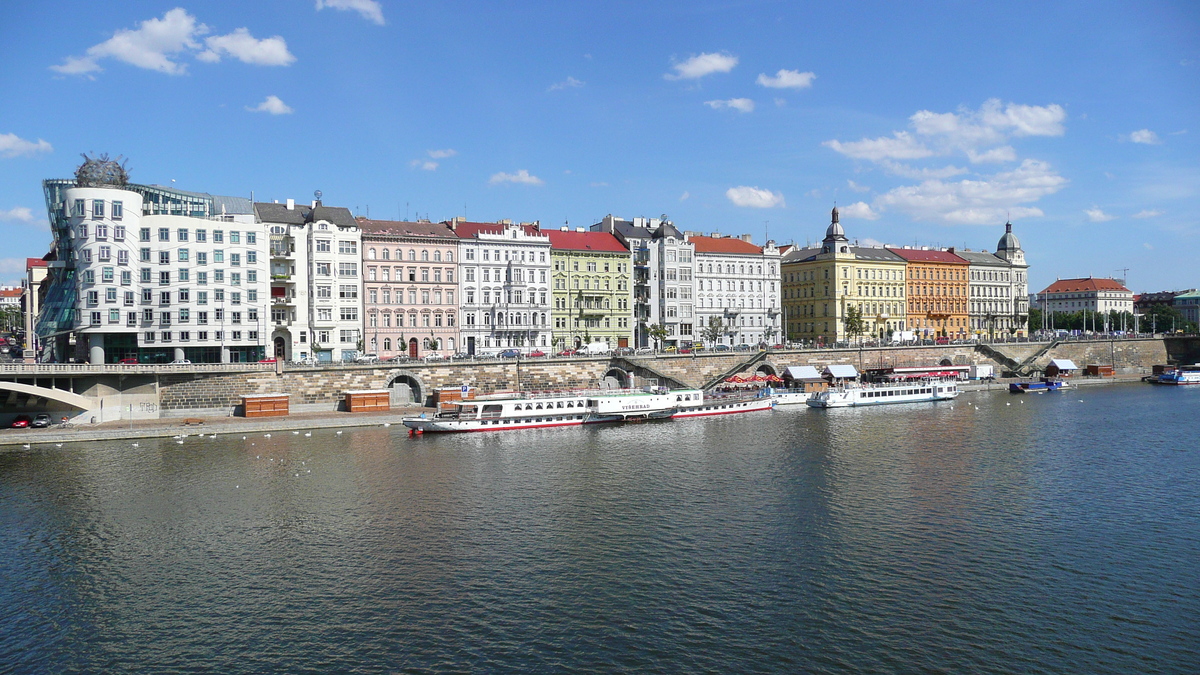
[1027,307,1043,334]
[843,305,866,344]
[701,316,725,344]
[647,323,669,351]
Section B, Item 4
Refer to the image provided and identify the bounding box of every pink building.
[357,219,459,359]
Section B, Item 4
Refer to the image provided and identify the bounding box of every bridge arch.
[0,381,94,410]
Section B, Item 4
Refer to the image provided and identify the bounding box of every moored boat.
[1009,378,1066,393]
[806,380,959,408]
[1147,368,1200,385]
[670,393,775,417]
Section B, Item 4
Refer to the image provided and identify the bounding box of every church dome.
[824,206,846,241]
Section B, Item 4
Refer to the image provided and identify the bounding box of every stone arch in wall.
[755,363,777,377]
[387,372,425,406]
[939,358,954,367]
[601,367,630,389]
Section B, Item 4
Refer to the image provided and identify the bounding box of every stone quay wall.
[155,338,1169,412]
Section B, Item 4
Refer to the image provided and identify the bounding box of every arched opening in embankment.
[387,373,425,406]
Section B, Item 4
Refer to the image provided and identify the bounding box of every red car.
[118,357,138,364]
[528,350,547,358]
[10,415,31,428]
[556,349,576,357]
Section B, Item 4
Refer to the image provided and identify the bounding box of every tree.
[647,323,669,351]
[843,305,865,344]
[701,316,725,344]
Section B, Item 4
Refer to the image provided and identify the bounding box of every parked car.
[713,344,732,352]
[733,344,752,351]
[118,357,139,364]
[32,414,51,428]
[634,347,653,355]
[935,337,950,345]
[10,415,31,428]
[423,352,446,362]
[498,349,521,358]
[662,346,678,353]
[354,353,379,364]
[771,344,785,350]
[613,347,635,356]
[170,359,192,365]
[528,350,547,358]
[259,358,278,363]
[450,352,472,360]
[556,349,577,357]
[678,347,692,354]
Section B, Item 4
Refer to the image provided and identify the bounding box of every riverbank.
[0,405,434,449]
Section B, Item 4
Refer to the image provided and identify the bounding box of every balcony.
[271,296,294,305]
[723,307,742,316]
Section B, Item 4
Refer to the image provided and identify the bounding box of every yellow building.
[546,228,634,350]
[781,208,907,344]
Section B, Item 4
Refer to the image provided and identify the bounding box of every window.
[213,230,224,243]
[230,232,240,244]
[112,202,123,220]
[340,307,358,321]
[177,228,189,242]
[247,251,257,264]
[121,270,132,285]
[316,240,331,252]
[338,262,358,277]
[159,271,170,285]
[196,229,207,242]
[159,251,170,265]
[230,272,241,286]
[317,286,332,299]
[179,269,189,282]
[117,249,128,265]
[318,308,332,321]
[339,285,358,299]
[247,270,257,283]
[248,290,257,302]
[247,232,256,245]
[140,227,151,242]
[140,268,151,283]
[179,288,189,302]
[231,292,241,305]
[92,200,105,218]
[317,263,331,276]
[214,250,224,263]
[338,240,358,255]
[102,267,114,283]
[213,270,224,282]
[159,228,170,242]
[105,287,117,303]
[197,271,207,285]
[230,253,240,267]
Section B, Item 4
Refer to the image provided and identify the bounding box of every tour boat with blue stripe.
[806,381,959,408]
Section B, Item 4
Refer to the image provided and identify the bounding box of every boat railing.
[473,387,663,401]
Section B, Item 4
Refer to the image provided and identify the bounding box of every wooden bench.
[182,418,205,426]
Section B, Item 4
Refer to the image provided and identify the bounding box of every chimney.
[286,198,294,210]
[561,226,569,231]
[576,227,584,232]
[741,234,753,242]
[948,247,955,254]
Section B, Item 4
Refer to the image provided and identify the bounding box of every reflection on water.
[2,384,1198,673]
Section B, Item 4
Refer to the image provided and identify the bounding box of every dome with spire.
[996,221,1021,252]
[824,206,847,242]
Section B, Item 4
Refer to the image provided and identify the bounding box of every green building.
[545,228,634,351]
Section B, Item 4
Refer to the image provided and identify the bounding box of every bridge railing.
[0,362,277,375]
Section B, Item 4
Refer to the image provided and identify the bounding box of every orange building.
[888,247,970,339]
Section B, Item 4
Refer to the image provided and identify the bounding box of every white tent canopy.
[1049,359,1078,370]
[784,365,822,380]
[825,364,859,379]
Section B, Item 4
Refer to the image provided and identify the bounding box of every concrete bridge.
[0,337,1176,423]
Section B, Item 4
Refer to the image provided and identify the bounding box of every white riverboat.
[806,381,959,408]
[670,393,775,418]
[403,387,702,433]
[1148,367,1200,385]
[761,387,815,406]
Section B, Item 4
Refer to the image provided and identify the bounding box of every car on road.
[10,415,31,429]
[450,352,472,360]
[935,337,950,345]
[170,359,192,365]
[354,353,379,364]
[259,358,278,363]
[423,352,446,362]
[527,350,547,358]
[498,349,521,358]
[733,344,752,351]
[678,347,692,354]
[662,346,678,353]
[771,344,785,350]
[32,414,51,428]
[713,344,732,352]
[556,349,577,357]
[634,347,653,355]
[118,357,139,364]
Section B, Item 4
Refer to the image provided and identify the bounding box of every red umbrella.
[726,375,745,383]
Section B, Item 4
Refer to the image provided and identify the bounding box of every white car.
[170,359,192,365]
[423,353,446,362]
[354,354,379,364]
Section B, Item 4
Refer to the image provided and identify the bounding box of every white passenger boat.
[806,381,959,408]
[670,392,775,418]
[1148,368,1200,385]
[403,387,700,433]
[761,387,814,406]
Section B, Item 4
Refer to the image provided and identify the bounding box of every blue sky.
[2,1,1197,293]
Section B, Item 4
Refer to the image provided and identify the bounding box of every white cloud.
[1128,129,1162,145]
[847,180,871,193]
[489,170,544,186]
[839,202,880,220]
[589,181,609,188]
[0,207,35,222]
[316,0,385,25]
[51,8,205,76]
[0,133,53,158]
[1133,209,1163,219]
[978,100,1066,137]
[704,98,754,113]
[410,160,438,171]
[726,186,785,208]
[246,95,293,115]
[1085,207,1115,222]
[679,191,690,201]
[428,149,457,159]
[756,69,815,89]
[548,76,584,91]
[824,132,933,161]
[664,52,738,80]
[966,146,1017,164]
[879,161,968,180]
[875,159,1066,225]
[860,237,886,247]
[0,257,29,284]
[1143,243,1154,250]
[198,28,294,66]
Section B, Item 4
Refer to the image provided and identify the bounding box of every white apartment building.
[256,199,364,363]
[689,233,782,347]
[591,215,696,348]
[957,222,1030,337]
[41,170,268,364]
[453,219,552,354]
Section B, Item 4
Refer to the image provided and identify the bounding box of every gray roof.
[783,246,903,264]
[358,218,457,239]
[825,364,859,379]
[997,223,1021,252]
[652,220,684,240]
[781,247,820,263]
[954,249,1009,266]
[784,365,822,380]
[255,202,357,228]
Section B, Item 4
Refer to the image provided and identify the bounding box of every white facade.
[456,221,553,353]
[257,200,364,362]
[690,234,782,346]
[63,184,268,363]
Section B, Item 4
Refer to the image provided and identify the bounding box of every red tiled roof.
[449,221,542,239]
[26,258,48,268]
[356,218,457,239]
[1039,277,1131,294]
[0,289,22,298]
[689,235,762,255]
[886,248,968,264]
[543,229,628,253]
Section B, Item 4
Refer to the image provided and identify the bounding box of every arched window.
[381,248,390,260]
[368,248,376,260]
[421,250,429,261]
[408,249,416,261]
[446,251,453,262]
[383,338,391,350]
[433,250,441,262]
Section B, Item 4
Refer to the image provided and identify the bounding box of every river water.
[2,383,1198,673]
